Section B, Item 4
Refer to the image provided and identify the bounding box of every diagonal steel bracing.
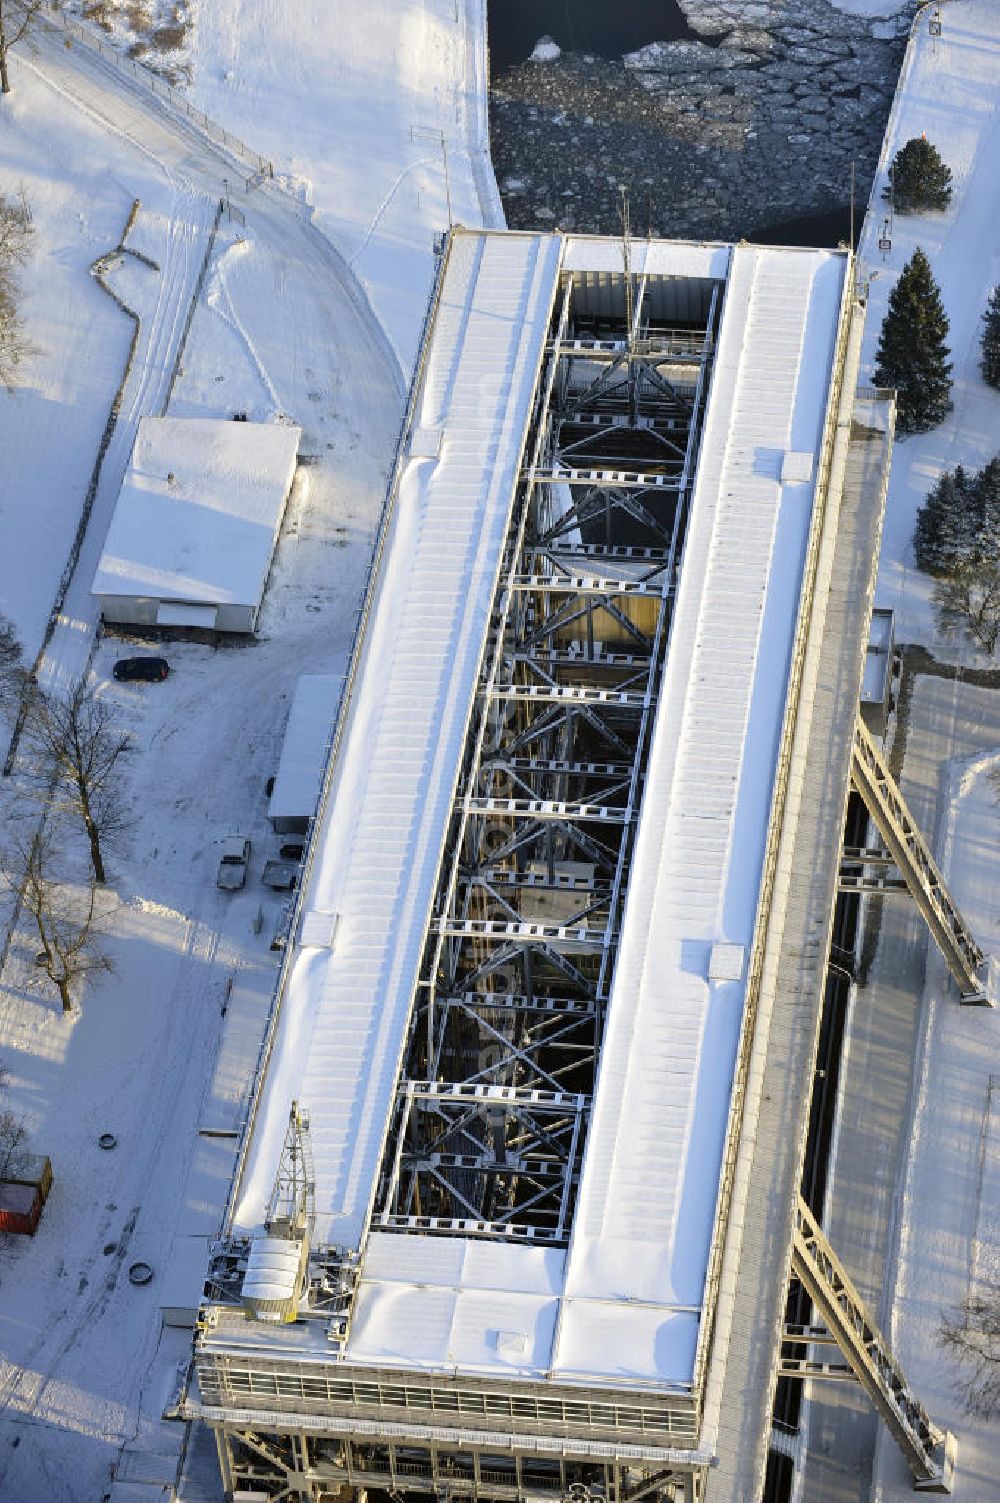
[851,714,995,1004]
[791,1195,956,1492]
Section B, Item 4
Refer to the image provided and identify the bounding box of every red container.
[0,1181,42,1235]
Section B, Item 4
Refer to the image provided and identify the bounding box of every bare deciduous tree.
[0,608,24,712]
[26,684,132,883]
[933,558,1000,657]
[0,1064,28,1182]
[0,184,33,387]
[3,828,114,1013]
[940,1280,1000,1417]
[0,1,46,95]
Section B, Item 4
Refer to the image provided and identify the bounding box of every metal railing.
[44,8,274,181]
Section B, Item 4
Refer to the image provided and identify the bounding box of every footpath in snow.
[189,0,504,371]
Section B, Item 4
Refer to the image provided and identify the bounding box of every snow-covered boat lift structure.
[182,229,988,1500]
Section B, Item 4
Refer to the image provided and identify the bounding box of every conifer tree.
[973,457,1000,559]
[914,464,975,574]
[889,136,953,213]
[873,247,952,435]
[981,286,1000,390]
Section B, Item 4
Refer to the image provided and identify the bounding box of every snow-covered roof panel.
[349,1282,560,1377]
[552,244,848,1385]
[92,416,300,607]
[361,1233,566,1294]
[267,674,341,825]
[562,235,731,281]
[231,231,562,1246]
[554,1302,700,1388]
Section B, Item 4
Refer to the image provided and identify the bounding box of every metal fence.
[44,9,274,182]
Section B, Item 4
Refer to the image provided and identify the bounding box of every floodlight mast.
[265,1100,315,1238]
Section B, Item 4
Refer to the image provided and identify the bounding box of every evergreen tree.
[873,247,952,435]
[981,286,1000,390]
[914,464,976,574]
[973,457,1000,560]
[889,136,953,213]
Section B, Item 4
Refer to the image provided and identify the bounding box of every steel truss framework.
[373,269,721,1242]
[211,1425,706,1503]
[848,714,995,1004]
[789,1195,955,1492]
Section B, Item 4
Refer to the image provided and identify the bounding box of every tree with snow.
[0,0,49,96]
[941,1280,1000,1416]
[0,185,33,388]
[972,456,1000,558]
[0,608,23,712]
[888,135,953,213]
[933,558,1000,657]
[26,683,132,884]
[913,464,977,575]
[873,247,952,435]
[2,827,114,1014]
[980,286,1000,389]
[0,1065,28,1182]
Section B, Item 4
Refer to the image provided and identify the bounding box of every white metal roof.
[267,674,340,826]
[92,416,300,608]
[220,232,849,1391]
[232,231,563,1245]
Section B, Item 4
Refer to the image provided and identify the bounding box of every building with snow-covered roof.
[92,415,300,634]
[181,230,979,1500]
[268,675,341,834]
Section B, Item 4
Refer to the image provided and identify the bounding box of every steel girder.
[215,1426,705,1503]
[791,1195,955,1492]
[850,714,995,1004]
[372,268,720,1243]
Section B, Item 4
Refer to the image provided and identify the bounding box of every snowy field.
[0,0,443,1491]
[871,676,1000,1502]
[187,0,503,370]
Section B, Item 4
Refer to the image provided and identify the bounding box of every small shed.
[92,416,301,634]
[159,1234,212,1327]
[0,1181,42,1235]
[268,674,339,833]
[0,1153,53,1235]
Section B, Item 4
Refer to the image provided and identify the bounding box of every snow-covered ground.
[858,0,1000,659]
[187,0,503,370]
[0,66,186,667]
[0,2,434,1492]
[871,677,1000,1501]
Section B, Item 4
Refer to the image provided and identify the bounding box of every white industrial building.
[92,415,301,633]
[180,230,990,1500]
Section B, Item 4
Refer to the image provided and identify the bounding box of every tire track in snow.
[0,913,227,1495]
[205,242,282,411]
